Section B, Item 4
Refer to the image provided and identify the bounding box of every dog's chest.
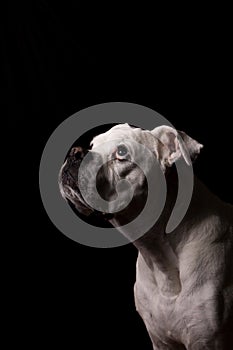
[134,255,185,343]
[134,254,223,346]
[134,280,184,344]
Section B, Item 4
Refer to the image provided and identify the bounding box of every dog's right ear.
[151,125,203,169]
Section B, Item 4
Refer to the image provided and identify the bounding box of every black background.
[5,2,232,349]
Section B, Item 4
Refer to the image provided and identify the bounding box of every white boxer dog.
[59,124,233,350]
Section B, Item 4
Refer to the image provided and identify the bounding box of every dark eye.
[117,145,128,157]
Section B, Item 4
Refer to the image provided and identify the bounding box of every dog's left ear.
[151,125,203,168]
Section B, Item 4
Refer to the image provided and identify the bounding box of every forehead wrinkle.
[91,125,140,149]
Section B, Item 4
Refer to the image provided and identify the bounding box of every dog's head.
[59,124,203,219]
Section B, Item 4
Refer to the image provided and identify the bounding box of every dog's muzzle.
[59,147,114,219]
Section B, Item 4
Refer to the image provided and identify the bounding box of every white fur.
[91,124,233,350]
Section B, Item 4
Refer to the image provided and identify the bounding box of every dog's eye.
[117,145,128,157]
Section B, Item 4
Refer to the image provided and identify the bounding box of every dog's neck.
[111,167,220,297]
[133,168,182,297]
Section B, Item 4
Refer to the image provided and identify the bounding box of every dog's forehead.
[90,123,140,149]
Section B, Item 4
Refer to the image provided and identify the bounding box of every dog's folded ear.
[151,125,203,168]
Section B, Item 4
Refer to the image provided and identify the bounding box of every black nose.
[69,147,85,159]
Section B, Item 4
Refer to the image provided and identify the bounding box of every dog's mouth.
[59,147,115,220]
